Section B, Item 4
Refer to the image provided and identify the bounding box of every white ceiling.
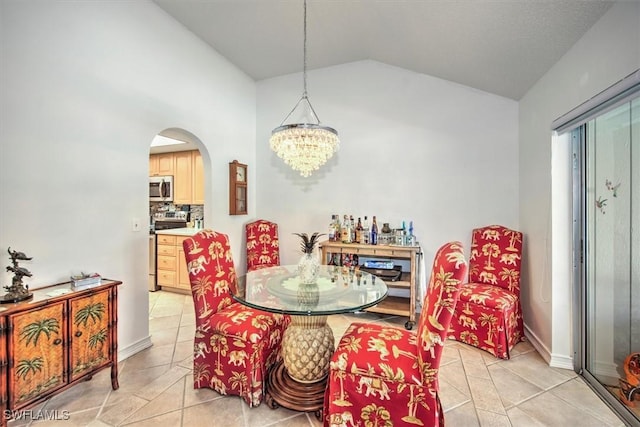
[153,0,614,101]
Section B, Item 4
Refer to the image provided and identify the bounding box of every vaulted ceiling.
[153,0,614,100]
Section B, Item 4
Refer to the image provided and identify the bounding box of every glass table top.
[234,265,388,316]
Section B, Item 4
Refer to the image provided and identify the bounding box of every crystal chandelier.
[269,0,339,178]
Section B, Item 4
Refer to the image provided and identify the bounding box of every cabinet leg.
[111,363,119,390]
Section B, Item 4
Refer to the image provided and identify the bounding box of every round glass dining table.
[234,264,388,416]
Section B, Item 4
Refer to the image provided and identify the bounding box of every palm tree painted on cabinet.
[70,291,110,380]
[12,303,65,405]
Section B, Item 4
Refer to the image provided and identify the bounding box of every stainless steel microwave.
[149,176,173,202]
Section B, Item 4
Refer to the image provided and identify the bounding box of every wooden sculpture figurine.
[2,247,34,303]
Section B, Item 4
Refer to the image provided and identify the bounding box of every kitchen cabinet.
[149,151,203,205]
[156,233,190,292]
[149,153,174,176]
[173,151,193,205]
[0,280,121,426]
[192,151,204,205]
[177,244,190,290]
[319,241,420,329]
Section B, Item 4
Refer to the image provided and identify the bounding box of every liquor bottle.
[371,216,379,245]
[362,216,370,244]
[328,215,337,242]
[342,215,352,243]
[350,215,356,243]
[408,220,415,246]
[355,217,363,244]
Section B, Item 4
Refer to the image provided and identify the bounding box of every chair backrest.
[468,225,523,293]
[246,219,280,272]
[416,241,467,384]
[183,230,238,323]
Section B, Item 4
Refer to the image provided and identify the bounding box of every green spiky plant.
[294,232,325,255]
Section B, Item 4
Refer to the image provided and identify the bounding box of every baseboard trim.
[118,335,153,362]
[523,323,575,370]
[549,352,574,370]
[523,323,551,363]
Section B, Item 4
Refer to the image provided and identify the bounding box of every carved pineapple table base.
[265,315,334,419]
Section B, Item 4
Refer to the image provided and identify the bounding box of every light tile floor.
[8,290,627,426]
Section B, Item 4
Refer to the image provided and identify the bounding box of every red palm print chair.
[183,230,290,407]
[324,241,468,427]
[449,225,524,359]
[246,219,280,272]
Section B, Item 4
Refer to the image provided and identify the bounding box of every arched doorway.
[148,127,209,292]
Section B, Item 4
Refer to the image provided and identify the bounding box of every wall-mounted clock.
[229,160,247,215]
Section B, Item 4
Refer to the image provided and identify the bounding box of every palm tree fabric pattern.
[323,241,468,427]
[448,225,524,359]
[246,220,280,272]
[183,230,290,407]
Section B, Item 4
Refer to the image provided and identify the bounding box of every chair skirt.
[324,322,444,427]
[193,303,289,407]
[449,282,524,359]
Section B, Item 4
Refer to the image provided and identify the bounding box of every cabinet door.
[157,153,174,175]
[149,155,159,176]
[69,290,111,381]
[9,302,67,408]
[192,151,204,204]
[177,241,190,290]
[173,151,193,204]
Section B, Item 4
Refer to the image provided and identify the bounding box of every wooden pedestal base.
[265,360,326,420]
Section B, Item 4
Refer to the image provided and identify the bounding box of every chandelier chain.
[303,0,308,98]
[269,0,339,178]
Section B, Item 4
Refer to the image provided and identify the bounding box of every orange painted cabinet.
[69,290,112,381]
[8,301,67,409]
[0,280,120,426]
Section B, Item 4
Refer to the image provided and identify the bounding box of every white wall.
[0,1,257,357]
[256,60,519,270]
[519,1,640,367]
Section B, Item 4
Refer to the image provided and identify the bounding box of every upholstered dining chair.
[246,219,280,272]
[183,229,290,407]
[324,241,468,427]
[448,224,524,359]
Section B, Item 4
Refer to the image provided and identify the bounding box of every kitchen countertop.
[154,227,203,236]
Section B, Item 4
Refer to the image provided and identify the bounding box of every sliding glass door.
[574,97,639,425]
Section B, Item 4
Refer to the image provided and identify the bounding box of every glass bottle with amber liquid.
[341,215,352,243]
[355,217,363,244]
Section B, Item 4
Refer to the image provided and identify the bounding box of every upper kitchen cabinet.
[192,151,204,205]
[149,151,204,205]
[173,151,193,205]
[149,153,174,176]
